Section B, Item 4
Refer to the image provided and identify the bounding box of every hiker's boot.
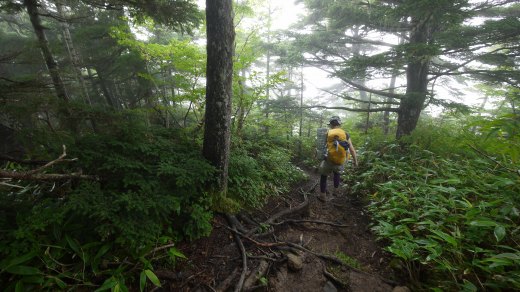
[318,191,326,202]
[318,191,331,202]
[332,187,340,196]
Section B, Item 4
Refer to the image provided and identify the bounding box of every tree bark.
[396,18,431,139]
[203,0,235,193]
[24,0,69,103]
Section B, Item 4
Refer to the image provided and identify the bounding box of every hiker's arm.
[348,139,358,167]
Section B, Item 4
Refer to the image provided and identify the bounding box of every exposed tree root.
[216,267,239,292]
[271,219,352,228]
[216,179,397,291]
[245,191,310,237]
[225,214,248,292]
[322,262,349,289]
[243,259,269,291]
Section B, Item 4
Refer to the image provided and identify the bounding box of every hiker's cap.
[328,116,341,125]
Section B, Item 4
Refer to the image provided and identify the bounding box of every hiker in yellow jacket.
[318,116,358,202]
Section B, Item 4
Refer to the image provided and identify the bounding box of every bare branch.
[0,171,98,181]
[299,105,400,113]
[0,145,98,181]
[337,76,403,99]
[322,89,401,106]
[26,145,69,175]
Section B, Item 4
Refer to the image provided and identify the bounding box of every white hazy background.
[197,0,485,117]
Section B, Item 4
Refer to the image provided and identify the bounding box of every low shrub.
[354,121,520,290]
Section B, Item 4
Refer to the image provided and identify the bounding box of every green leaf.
[493,253,520,261]
[53,276,67,289]
[145,269,162,287]
[92,243,112,272]
[15,281,23,292]
[468,220,497,227]
[430,229,458,247]
[0,251,37,271]
[5,265,41,275]
[140,271,147,292]
[168,247,187,259]
[462,279,477,292]
[431,178,462,185]
[66,235,84,261]
[494,225,506,242]
[20,275,44,284]
[95,277,118,292]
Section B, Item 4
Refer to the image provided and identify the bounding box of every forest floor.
[162,167,408,292]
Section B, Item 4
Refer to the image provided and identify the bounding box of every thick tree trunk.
[396,20,431,139]
[203,0,235,193]
[24,0,69,103]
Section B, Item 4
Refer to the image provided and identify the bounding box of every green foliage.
[227,138,306,209]
[354,120,520,290]
[334,251,362,270]
[122,0,202,33]
[0,112,215,290]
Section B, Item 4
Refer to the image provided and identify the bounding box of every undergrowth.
[353,118,520,290]
[0,110,305,291]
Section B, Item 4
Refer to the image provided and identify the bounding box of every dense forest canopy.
[0,0,519,291]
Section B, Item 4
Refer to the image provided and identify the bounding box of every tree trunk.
[264,2,272,135]
[298,66,304,158]
[24,0,69,103]
[236,70,246,136]
[55,1,91,105]
[383,72,397,135]
[396,19,431,139]
[203,0,235,193]
[95,67,117,109]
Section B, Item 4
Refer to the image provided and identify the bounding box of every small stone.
[323,281,338,292]
[286,253,303,271]
[392,286,411,292]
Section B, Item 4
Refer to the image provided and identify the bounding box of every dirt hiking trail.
[164,167,408,292]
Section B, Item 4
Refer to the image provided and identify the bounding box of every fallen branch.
[26,145,70,175]
[245,192,309,237]
[271,219,352,228]
[0,145,98,181]
[146,243,176,257]
[0,171,98,181]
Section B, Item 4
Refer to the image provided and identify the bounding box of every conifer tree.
[294,0,520,138]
